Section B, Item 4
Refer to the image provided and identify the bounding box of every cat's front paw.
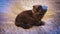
[34,21,45,26]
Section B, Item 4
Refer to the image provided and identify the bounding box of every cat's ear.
[33,6,35,8]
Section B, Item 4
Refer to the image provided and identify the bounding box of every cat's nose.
[42,5,48,10]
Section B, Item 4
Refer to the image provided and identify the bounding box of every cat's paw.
[34,21,45,26]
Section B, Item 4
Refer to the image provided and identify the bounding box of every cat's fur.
[15,5,47,29]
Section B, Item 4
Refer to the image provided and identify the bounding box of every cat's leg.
[34,21,45,26]
[15,21,32,29]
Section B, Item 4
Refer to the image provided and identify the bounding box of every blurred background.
[0,0,60,34]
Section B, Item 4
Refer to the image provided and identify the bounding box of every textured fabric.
[0,0,60,34]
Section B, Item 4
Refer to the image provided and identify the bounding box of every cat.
[15,5,47,29]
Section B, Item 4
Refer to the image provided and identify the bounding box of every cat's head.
[32,5,47,14]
